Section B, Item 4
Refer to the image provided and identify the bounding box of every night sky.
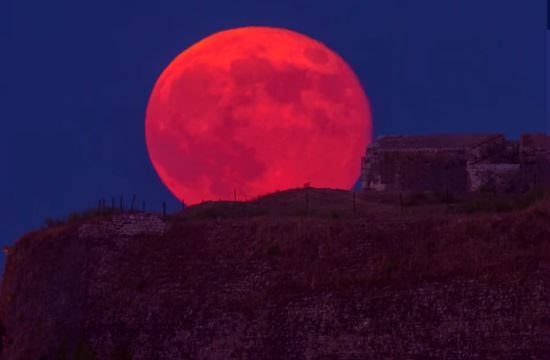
[1,1,547,262]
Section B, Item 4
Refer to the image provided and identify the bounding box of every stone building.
[360,133,550,193]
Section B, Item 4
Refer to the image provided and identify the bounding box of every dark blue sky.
[1,1,547,255]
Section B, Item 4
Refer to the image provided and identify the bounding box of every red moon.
[145,27,372,205]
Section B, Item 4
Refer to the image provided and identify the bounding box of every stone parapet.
[78,213,168,239]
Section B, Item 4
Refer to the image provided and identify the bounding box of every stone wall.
[0,214,169,359]
[467,163,520,193]
[363,147,468,193]
[502,140,520,163]
[465,135,505,165]
[520,134,550,190]
[362,133,549,193]
[1,209,549,359]
[78,213,168,238]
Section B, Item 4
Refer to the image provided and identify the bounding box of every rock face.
[0,202,549,359]
[361,133,550,193]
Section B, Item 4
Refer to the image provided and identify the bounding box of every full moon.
[145,26,372,205]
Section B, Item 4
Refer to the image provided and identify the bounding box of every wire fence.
[42,184,549,229]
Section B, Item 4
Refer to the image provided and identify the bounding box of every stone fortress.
[361,133,550,194]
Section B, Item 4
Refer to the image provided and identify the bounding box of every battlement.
[361,133,550,193]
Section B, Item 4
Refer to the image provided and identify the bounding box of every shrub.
[67,212,83,222]
[44,218,65,227]
[201,208,220,218]
[494,201,514,213]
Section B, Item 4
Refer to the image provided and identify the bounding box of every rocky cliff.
[1,189,549,359]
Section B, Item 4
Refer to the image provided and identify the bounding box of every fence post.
[306,188,309,215]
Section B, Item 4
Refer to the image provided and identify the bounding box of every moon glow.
[145,26,372,205]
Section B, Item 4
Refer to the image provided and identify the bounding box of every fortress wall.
[502,140,520,163]
[261,268,550,359]
[467,163,520,193]
[362,147,386,191]
[520,134,550,189]
[362,134,549,193]
[78,213,167,239]
[0,214,169,358]
[364,148,467,193]
[0,216,549,359]
[83,266,550,360]
[466,135,506,165]
[360,156,368,189]
[0,228,89,359]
